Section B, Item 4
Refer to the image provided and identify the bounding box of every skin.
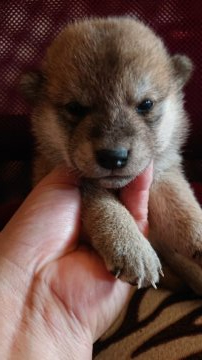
[0,162,153,359]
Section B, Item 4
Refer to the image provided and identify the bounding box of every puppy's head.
[21,17,192,188]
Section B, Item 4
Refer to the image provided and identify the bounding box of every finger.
[36,164,80,188]
[1,166,81,274]
[120,162,153,235]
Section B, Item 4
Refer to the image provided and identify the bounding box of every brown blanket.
[94,286,202,359]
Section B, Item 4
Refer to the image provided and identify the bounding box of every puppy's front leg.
[82,184,162,288]
[149,166,202,291]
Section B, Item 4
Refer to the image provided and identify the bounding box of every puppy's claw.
[115,269,121,279]
[111,268,121,279]
[137,278,142,289]
[160,268,164,277]
[151,281,157,289]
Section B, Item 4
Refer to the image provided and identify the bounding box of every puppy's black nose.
[96,148,128,170]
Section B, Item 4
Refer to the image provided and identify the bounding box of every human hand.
[0,162,153,359]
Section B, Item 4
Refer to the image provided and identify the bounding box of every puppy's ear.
[171,54,193,88]
[20,71,45,104]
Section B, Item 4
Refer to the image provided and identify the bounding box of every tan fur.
[21,17,202,291]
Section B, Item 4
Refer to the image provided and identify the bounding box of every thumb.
[120,162,153,236]
[1,166,81,274]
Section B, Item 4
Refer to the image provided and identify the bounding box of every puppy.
[21,17,202,290]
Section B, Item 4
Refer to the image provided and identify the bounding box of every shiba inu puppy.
[21,17,202,291]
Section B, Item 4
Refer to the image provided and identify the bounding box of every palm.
[42,246,130,341]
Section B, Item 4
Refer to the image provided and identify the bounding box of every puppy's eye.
[136,99,153,114]
[65,102,90,118]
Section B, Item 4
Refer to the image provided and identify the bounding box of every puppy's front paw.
[104,237,162,288]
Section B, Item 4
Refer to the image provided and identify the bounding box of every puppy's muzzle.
[96,148,128,170]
